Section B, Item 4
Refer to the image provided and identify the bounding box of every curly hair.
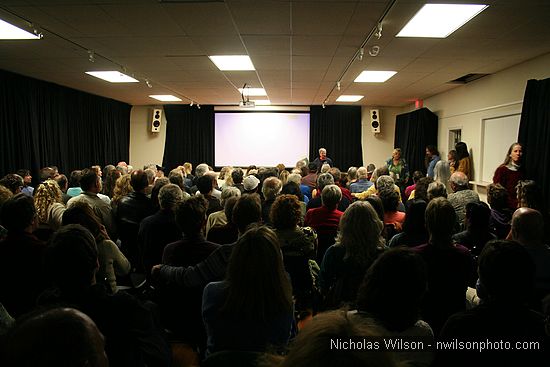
[270,194,302,230]
[111,174,133,206]
[487,183,508,210]
[34,179,63,223]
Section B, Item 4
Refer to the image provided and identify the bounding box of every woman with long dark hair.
[202,225,294,355]
[455,142,472,180]
[493,142,523,209]
[425,145,440,178]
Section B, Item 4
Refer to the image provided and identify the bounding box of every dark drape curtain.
[518,78,550,213]
[309,105,363,170]
[394,108,438,175]
[0,69,131,179]
[162,104,214,172]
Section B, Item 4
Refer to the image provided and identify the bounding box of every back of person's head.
[45,224,98,292]
[375,175,394,191]
[455,141,469,159]
[378,186,399,213]
[195,163,210,178]
[223,224,292,321]
[487,183,508,210]
[365,195,385,222]
[356,167,368,180]
[79,168,99,192]
[1,307,108,367]
[321,184,342,210]
[224,196,239,224]
[270,194,302,230]
[16,168,30,179]
[373,166,390,182]
[54,174,68,192]
[449,171,469,191]
[434,160,450,185]
[1,193,35,232]
[34,180,63,223]
[232,193,262,233]
[412,170,423,184]
[279,310,401,367]
[38,167,55,183]
[220,186,241,205]
[516,180,540,210]
[151,177,170,207]
[175,196,206,235]
[402,199,427,235]
[316,172,334,192]
[168,171,185,190]
[196,174,214,195]
[0,185,14,214]
[0,174,23,194]
[308,162,318,173]
[231,168,244,184]
[144,168,155,185]
[478,240,534,303]
[347,166,358,180]
[158,183,184,210]
[262,176,282,201]
[465,201,491,231]
[62,202,102,239]
[286,173,302,186]
[102,164,115,178]
[281,181,304,201]
[427,181,447,200]
[328,167,341,182]
[356,248,427,332]
[425,197,456,244]
[69,170,83,188]
[414,177,434,202]
[112,174,133,204]
[511,207,545,245]
[183,162,193,175]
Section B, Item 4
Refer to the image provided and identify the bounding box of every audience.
[452,201,496,257]
[16,168,34,197]
[448,171,480,229]
[487,183,513,239]
[307,173,350,212]
[388,199,428,248]
[197,174,223,216]
[206,186,241,235]
[0,173,23,194]
[404,170,423,200]
[300,162,318,190]
[34,179,66,235]
[350,166,373,194]
[261,176,282,225]
[207,196,240,245]
[427,181,447,200]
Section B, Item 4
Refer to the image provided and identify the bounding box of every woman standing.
[386,148,409,193]
[493,142,523,209]
[455,142,472,180]
[425,145,440,178]
[447,150,457,174]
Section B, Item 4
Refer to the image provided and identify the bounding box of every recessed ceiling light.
[0,19,41,39]
[238,87,267,96]
[354,71,397,83]
[209,55,255,71]
[85,71,139,83]
[336,95,364,102]
[396,4,488,38]
[149,95,182,102]
[252,100,271,105]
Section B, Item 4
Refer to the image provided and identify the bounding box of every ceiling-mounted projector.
[239,100,256,107]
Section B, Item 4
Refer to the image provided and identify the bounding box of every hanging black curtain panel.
[394,108,438,176]
[162,104,214,172]
[309,105,363,170]
[518,78,550,213]
[0,69,131,180]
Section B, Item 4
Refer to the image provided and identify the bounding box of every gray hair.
[321,163,331,173]
[427,181,448,200]
[262,176,282,200]
[287,173,302,185]
[347,167,358,180]
[316,173,335,191]
[158,183,184,209]
[434,160,450,185]
[195,163,210,178]
[144,168,155,184]
[357,167,368,179]
[450,171,469,188]
[376,175,394,191]
[319,148,327,154]
[221,186,241,205]
[321,184,342,209]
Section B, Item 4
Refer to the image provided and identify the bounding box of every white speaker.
[370,109,380,133]
[151,109,162,133]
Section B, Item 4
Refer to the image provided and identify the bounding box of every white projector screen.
[214,112,310,167]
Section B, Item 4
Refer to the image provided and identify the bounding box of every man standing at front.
[312,148,333,172]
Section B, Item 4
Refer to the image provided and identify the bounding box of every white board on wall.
[481,114,520,183]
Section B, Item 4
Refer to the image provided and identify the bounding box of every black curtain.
[0,69,131,180]
[162,104,214,172]
[309,105,363,169]
[394,107,438,175]
[518,78,550,213]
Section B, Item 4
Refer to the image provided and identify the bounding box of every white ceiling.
[0,0,549,107]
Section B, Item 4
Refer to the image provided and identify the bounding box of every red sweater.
[493,165,523,209]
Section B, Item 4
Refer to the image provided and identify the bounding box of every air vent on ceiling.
[448,73,490,84]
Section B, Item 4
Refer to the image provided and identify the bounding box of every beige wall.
[129,105,166,170]
[361,106,403,169]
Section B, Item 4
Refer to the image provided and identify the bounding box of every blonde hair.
[34,179,63,223]
[111,174,133,205]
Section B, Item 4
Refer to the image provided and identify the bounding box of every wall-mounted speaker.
[151,108,162,133]
[370,109,380,133]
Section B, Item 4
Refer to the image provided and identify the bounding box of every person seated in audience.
[33,179,66,241]
[67,170,84,198]
[350,166,373,194]
[355,248,434,367]
[320,163,331,174]
[286,173,310,204]
[16,168,34,197]
[427,181,448,201]
[345,166,358,189]
[447,171,480,229]
[411,197,474,335]
[143,168,156,196]
[434,160,451,194]
[243,174,260,194]
[138,183,185,276]
[62,202,130,294]
[168,168,187,193]
[301,162,319,191]
[54,173,71,204]
[217,166,233,190]
[190,163,210,191]
[0,302,14,335]
[230,168,245,193]
[379,185,405,232]
[0,194,47,318]
[152,194,262,289]
[279,169,289,186]
[270,194,318,310]
[202,225,295,356]
[388,199,428,248]
[206,186,241,236]
[353,166,401,202]
[196,174,223,216]
[102,164,116,183]
[436,240,548,367]
[307,173,350,212]
[261,176,282,225]
[452,202,496,258]
[207,196,240,245]
[404,170,423,201]
[115,162,128,175]
[0,185,13,241]
[0,307,109,367]
[328,167,353,203]
[149,177,170,212]
[487,183,513,239]
[0,173,23,194]
[40,224,171,367]
[407,176,433,203]
[511,208,550,309]
[320,201,385,310]
[281,180,308,217]
[183,162,194,185]
[516,179,542,211]
[38,166,57,183]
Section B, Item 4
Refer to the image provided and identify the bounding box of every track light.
[197,104,201,109]
[337,81,341,91]
[369,46,380,57]
[358,48,364,61]
[375,23,383,39]
[145,79,152,88]
[190,101,194,107]
[31,24,43,39]
[88,50,95,63]
[322,102,326,109]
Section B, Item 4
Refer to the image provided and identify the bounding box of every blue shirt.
[427,155,440,178]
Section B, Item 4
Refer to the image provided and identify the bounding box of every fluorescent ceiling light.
[396,4,488,38]
[0,19,41,39]
[252,100,271,105]
[238,87,267,96]
[336,95,364,102]
[85,71,139,83]
[209,55,255,71]
[354,70,397,83]
[149,95,182,102]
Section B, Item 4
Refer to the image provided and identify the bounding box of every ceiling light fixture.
[374,23,383,39]
[336,95,364,102]
[149,95,182,102]
[0,18,42,39]
[190,101,194,107]
[145,79,152,88]
[358,48,364,61]
[354,70,397,83]
[396,4,488,38]
[337,81,341,91]
[88,50,95,63]
[209,55,255,71]
[197,104,201,109]
[368,46,380,57]
[252,100,271,105]
[86,71,139,83]
[238,87,267,96]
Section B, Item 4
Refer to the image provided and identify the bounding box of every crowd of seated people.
[0,154,549,367]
